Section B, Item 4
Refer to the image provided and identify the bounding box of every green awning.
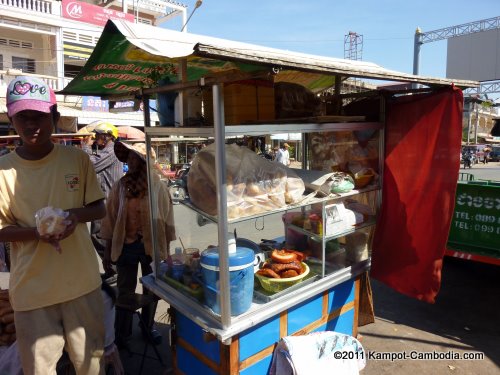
[60,20,478,98]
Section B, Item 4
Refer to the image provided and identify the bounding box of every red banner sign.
[62,0,134,27]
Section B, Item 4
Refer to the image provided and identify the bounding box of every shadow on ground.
[114,314,173,375]
[360,257,500,375]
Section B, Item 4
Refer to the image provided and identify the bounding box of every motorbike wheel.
[170,185,186,204]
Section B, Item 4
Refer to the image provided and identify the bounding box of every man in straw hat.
[0,76,106,373]
[100,142,176,347]
[275,142,291,166]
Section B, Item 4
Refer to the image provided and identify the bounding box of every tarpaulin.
[371,86,463,303]
[59,20,476,97]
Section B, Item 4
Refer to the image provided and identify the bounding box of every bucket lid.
[201,246,254,268]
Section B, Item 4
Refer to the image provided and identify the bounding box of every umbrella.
[116,126,145,140]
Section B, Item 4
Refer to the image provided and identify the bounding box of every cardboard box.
[203,79,275,125]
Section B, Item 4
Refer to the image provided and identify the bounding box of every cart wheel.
[170,186,186,204]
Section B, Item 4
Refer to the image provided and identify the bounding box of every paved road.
[359,258,500,375]
[459,160,500,181]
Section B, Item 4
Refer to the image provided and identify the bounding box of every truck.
[447,176,500,265]
[488,145,500,162]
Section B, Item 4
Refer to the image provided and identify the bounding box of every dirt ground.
[359,257,500,375]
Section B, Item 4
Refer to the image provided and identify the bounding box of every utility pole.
[413,27,422,75]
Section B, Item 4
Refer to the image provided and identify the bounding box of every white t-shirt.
[276,148,290,166]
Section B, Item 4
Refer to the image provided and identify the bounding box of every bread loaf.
[188,144,305,219]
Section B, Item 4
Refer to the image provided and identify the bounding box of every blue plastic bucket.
[200,247,255,316]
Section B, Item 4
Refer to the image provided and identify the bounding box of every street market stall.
[61,20,477,374]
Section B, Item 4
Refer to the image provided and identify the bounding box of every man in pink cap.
[0,76,106,374]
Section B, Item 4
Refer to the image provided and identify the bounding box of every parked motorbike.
[463,153,473,169]
[168,164,190,204]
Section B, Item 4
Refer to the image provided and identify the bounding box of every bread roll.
[245,182,263,196]
[35,207,68,236]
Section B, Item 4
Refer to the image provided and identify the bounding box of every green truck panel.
[447,181,500,259]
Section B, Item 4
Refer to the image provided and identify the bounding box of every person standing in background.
[82,121,123,261]
[0,76,106,374]
[275,142,291,166]
[100,142,176,347]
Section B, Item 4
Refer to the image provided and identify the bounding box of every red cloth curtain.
[371,86,463,303]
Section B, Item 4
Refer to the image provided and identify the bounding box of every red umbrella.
[116,126,145,140]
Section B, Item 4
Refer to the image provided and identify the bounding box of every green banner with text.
[448,181,500,258]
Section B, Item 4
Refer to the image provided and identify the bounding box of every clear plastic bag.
[188,144,305,219]
[35,206,69,236]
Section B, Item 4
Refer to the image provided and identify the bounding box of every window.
[12,56,35,74]
[0,55,3,70]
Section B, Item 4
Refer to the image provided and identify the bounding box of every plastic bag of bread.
[188,144,305,219]
[35,206,69,236]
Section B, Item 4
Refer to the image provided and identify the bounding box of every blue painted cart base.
[172,277,359,375]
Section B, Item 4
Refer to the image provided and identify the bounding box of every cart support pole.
[213,83,231,327]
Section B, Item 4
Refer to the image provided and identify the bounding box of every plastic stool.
[114,293,164,375]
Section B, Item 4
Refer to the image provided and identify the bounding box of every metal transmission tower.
[413,16,500,95]
[344,31,363,61]
[344,31,363,93]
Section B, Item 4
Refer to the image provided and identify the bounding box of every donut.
[271,249,298,264]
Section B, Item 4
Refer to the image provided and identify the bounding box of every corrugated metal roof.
[61,20,478,97]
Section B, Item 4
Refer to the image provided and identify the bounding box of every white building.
[0,0,186,131]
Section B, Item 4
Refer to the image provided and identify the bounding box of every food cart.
[61,20,477,374]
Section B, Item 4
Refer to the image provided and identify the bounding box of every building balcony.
[0,0,186,23]
[0,0,59,16]
[0,69,62,91]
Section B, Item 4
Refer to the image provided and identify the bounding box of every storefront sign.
[63,41,93,61]
[82,96,109,112]
[62,0,134,27]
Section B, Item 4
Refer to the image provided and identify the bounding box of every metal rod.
[378,95,386,214]
[467,101,472,144]
[474,101,479,144]
[212,83,231,327]
[180,0,202,32]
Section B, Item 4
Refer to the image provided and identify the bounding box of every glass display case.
[144,118,382,338]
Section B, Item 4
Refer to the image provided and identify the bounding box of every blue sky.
[162,0,498,81]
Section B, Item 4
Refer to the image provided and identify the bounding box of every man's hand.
[37,230,63,253]
[60,212,78,239]
[36,213,78,253]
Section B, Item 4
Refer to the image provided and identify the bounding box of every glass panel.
[148,127,380,318]
[308,130,380,175]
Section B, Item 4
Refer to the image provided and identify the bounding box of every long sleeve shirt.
[83,142,123,197]
[100,173,176,262]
